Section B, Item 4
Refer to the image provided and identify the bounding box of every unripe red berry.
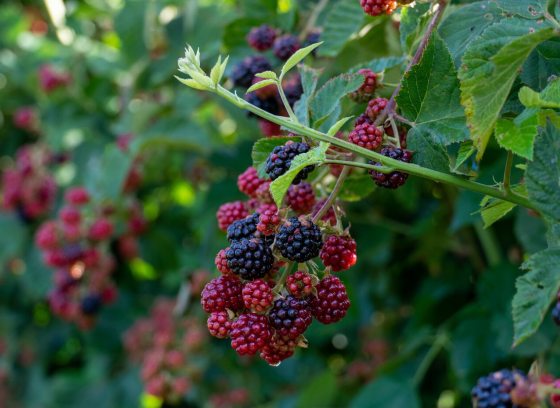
[237,167,267,198]
[60,206,81,225]
[259,120,282,137]
[207,311,233,338]
[286,271,315,298]
[242,279,274,313]
[201,275,244,313]
[286,182,316,214]
[349,69,379,102]
[311,275,350,324]
[360,0,398,16]
[35,221,59,250]
[88,218,113,241]
[349,123,383,151]
[215,248,233,275]
[320,235,357,271]
[64,187,90,205]
[216,201,249,231]
[366,97,388,121]
[230,313,271,355]
[256,204,280,236]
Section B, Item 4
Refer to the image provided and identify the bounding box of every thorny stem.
[312,165,350,223]
[215,84,537,210]
[374,0,448,126]
[503,151,513,194]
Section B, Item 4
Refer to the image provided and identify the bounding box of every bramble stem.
[503,151,513,194]
[277,83,299,123]
[215,84,537,211]
[324,159,394,174]
[312,166,349,223]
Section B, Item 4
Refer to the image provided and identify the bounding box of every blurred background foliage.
[0,0,555,407]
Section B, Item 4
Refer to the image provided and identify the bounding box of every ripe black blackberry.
[201,275,244,313]
[268,295,312,339]
[265,141,315,184]
[273,34,300,61]
[471,369,526,408]
[311,275,350,324]
[230,313,271,355]
[226,238,274,280]
[227,213,260,242]
[368,147,413,189]
[81,294,102,315]
[553,301,560,326]
[245,93,280,118]
[247,24,277,51]
[304,30,321,52]
[274,217,323,262]
[230,56,272,88]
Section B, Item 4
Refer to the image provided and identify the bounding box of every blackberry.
[256,204,280,236]
[268,295,313,339]
[349,122,383,151]
[207,311,232,339]
[201,275,244,313]
[230,313,271,355]
[366,97,388,121]
[81,294,102,315]
[237,167,267,198]
[247,24,277,51]
[230,56,272,88]
[553,301,560,326]
[320,235,357,272]
[226,238,274,280]
[360,0,398,16]
[282,75,303,107]
[275,217,323,262]
[286,182,316,214]
[355,113,373,127]
[227,213,260,242]
[349,69,378,103]
[265,141,315,184]
[368,147,413,189]
[286,271,315,298]
[471,369,526,408]
[242,279,274,313]
[312,275,350,324]
[215,248,233,275]
[216,201,249,231]
[304,30,321,52]
[273,34,300,61]
[260,334,298,366]
[245,92,280,117]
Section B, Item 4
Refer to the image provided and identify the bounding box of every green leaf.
[495,0,548,19]
[251,136,300,178]
[0,213,26,266]
[87,145,133,201]
[495,108,539,160]
[407,128,450,172]
[270,143,329,207]
[350,377,420,408]
[522,38,560,90]
[480,196,517,228]
[280,42,322,77]
[452,141,476,174]
[526,120,560,222]
[294,65,320,126]
[337,174,375,202]
[246,78,277,94]
[519,78,560,109]
[512,248,560,346]
[400,3,431,53]
[327,116,353,136]
[397,32,469,145]
[255,71,278,80]
[296,371,337,408]
[438,1,502,68]
[459,19,555,161]
[318,0,364,57]
[356,56,406,73]
[310,73,362,126]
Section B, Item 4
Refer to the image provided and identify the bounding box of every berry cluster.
[1,143,57,221]
[206,142,357,363]
[124,298,206,404]
[35,185,147,328]
[471,369,527,408]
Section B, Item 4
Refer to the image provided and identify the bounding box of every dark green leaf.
[318,0,364,57]
[495,0,548,19]
[407,128,450,172]
[400,3,431,53]
[495,108,539,160]
[296,371,337,408]
[310,73,362,126]
[337,174,375,202]
[350,377,420,408]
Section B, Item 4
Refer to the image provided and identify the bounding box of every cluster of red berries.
[360,0,398,17]
[35,185,147,328]
[124,298,206,403]
[38,64,71,93]
[206,138,357,364]
[1,143,57,221]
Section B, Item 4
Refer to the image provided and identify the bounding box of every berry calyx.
[265,141,315,184]
[312,275,350,324]
[207,311,233,338]
[349,122,383,151]
[286,182,316,214]
[226,238,274,280]
[286,271,315,298]
[230,313,271,355]
[247,25,277,51]
[368,147,413,189]
[366,97,388,122]
[275,217,323,263]
[201,275,243,313]
[320,235,357,272]
[216,201,249,231]
[360,0,398,16]
[349,69,379,102]
[242,279,274,313]
[268,295,312,339]
[273,35,300,61]
[237,167,267,198]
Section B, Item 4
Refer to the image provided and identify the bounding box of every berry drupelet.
[247,24,277,51]
[226,238,274,280]
[273,34,300,61]
[275,217,323,263]
[265,141,315,184]
[312,275,350,324]
[368,147,413,189]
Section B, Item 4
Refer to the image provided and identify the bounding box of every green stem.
[216,85,537,211]
[412,333,448,387]
[324,159,394,174]
[503,151,513,194]
[312,165,349,223]
[474,221,502,266]
[277,82,299,123]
